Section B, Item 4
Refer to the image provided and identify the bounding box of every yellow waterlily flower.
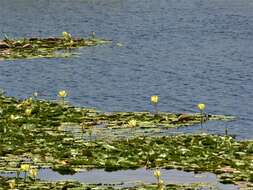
[197,103,205,111]
[25,108,32,116]
[58,90,67,98]
[128,119,137,128]
[62,31,72,39]
[9,180,16,189]
[20,164,30,172]
[151,95,159,105]
[153,169,161,178]
[29,168,38,178]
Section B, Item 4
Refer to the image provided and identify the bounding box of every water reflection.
[0,168,239,189]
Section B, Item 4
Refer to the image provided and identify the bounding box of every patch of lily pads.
[0,175,227,190]
[0,32,109,60]
[0,94,234,133]
[2,94,252,188]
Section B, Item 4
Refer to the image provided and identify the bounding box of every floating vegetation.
[0,94,234,134]
[0,32,109,60]
[2,94,251,188]
[0,175,230,190]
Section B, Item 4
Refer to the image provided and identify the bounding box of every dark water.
[0,0,252,139]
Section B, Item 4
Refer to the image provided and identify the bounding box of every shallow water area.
[0,168,239,190]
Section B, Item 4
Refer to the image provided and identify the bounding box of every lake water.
[0,168,239,190]
[0,0,252,139]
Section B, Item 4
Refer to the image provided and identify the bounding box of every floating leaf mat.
[1,95,251,188]
[0,176,229,190]
[0,35,109,60]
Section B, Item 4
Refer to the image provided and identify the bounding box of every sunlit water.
[0,168,239,190]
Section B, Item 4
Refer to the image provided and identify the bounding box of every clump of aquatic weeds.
[0,94,245,187]
[0,32,109,60]
[0,175,232,190]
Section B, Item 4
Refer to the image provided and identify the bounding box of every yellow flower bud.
[153,169,161,178]
[29,168,38,178]
[25,108,32,116]
[10,115,16,120]
[128,119,137,128]
[9,180,16,189]
[20,164,30,172]
[197,103,205,111]
[151,95,159,105]
[62,31,71,39]
[58,90,67,98]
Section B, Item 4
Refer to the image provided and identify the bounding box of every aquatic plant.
[197,103,205,111]
[0,34,110,60]
[80,122,86,138]
[62,31,74,47]
[20,164,30,181]
[25,108,32,116]
[90,31,96,38]
[128,119,137,128]
[0,94,243,186]
[0,88,5,95]
[29,168,38,180]
[8,179,16,189]
[127,119,138,139]
[20,164,30,172]
[58,90,67,105]
[33,92,38,99]
[197,103,206,128]
[154,169,164,190]
[225,127,228,136]
[87,125,95,141]
[62,31,72,41]
[151,95,159,114]
[0,175,227,190]
[0,94,232,134]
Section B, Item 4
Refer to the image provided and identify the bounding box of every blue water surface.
[0,0,252,139]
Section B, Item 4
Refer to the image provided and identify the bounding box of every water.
[0,1,253,135]
[0,168,239,189]
[1,0,252,139]
[0,1,252,188]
